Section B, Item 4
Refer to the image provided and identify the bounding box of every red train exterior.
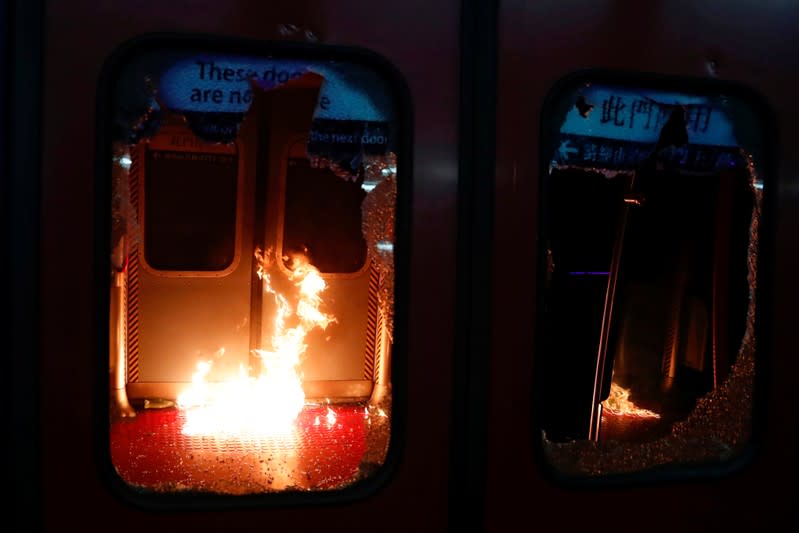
[6,0,798,531]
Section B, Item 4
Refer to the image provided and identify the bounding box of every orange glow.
[602,382,660,419]
[177,248,335,437]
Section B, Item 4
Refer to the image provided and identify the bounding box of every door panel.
[488,1,799,530]
[38,0,460,529]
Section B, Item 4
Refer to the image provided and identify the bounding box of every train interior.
[107,51,398,494]
[537,83,762,477]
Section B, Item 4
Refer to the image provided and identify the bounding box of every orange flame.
[602,382,660,419]
[177,248,334,437]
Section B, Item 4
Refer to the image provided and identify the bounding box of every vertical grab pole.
[110,236,136,419]
[588,171,636,441]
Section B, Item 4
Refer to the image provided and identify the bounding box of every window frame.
[95,32,412,510]
[533,69,776,488]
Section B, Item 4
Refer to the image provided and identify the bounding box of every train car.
[6,0,798,531]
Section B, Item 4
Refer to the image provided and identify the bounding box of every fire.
[602,382,660,419]
[177,248,335,437]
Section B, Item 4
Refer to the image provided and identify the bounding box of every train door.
[112,57,387,407]
[485,1,799,530]
[28,0,462,530]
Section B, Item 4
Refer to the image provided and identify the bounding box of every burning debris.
[602,382,660,419]
[176,248,334,438]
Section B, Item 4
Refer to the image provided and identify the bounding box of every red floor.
[110,404,370,495]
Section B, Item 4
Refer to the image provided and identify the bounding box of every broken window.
[103,38,404,503]
[536,75,770,481]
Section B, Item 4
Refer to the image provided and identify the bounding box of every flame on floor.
[177,249,335,438]
[602,382,660,419]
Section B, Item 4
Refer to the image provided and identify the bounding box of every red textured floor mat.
[110,404,368,494]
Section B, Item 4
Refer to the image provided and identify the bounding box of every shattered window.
[537,76,769,481]
[104,42,402,501]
